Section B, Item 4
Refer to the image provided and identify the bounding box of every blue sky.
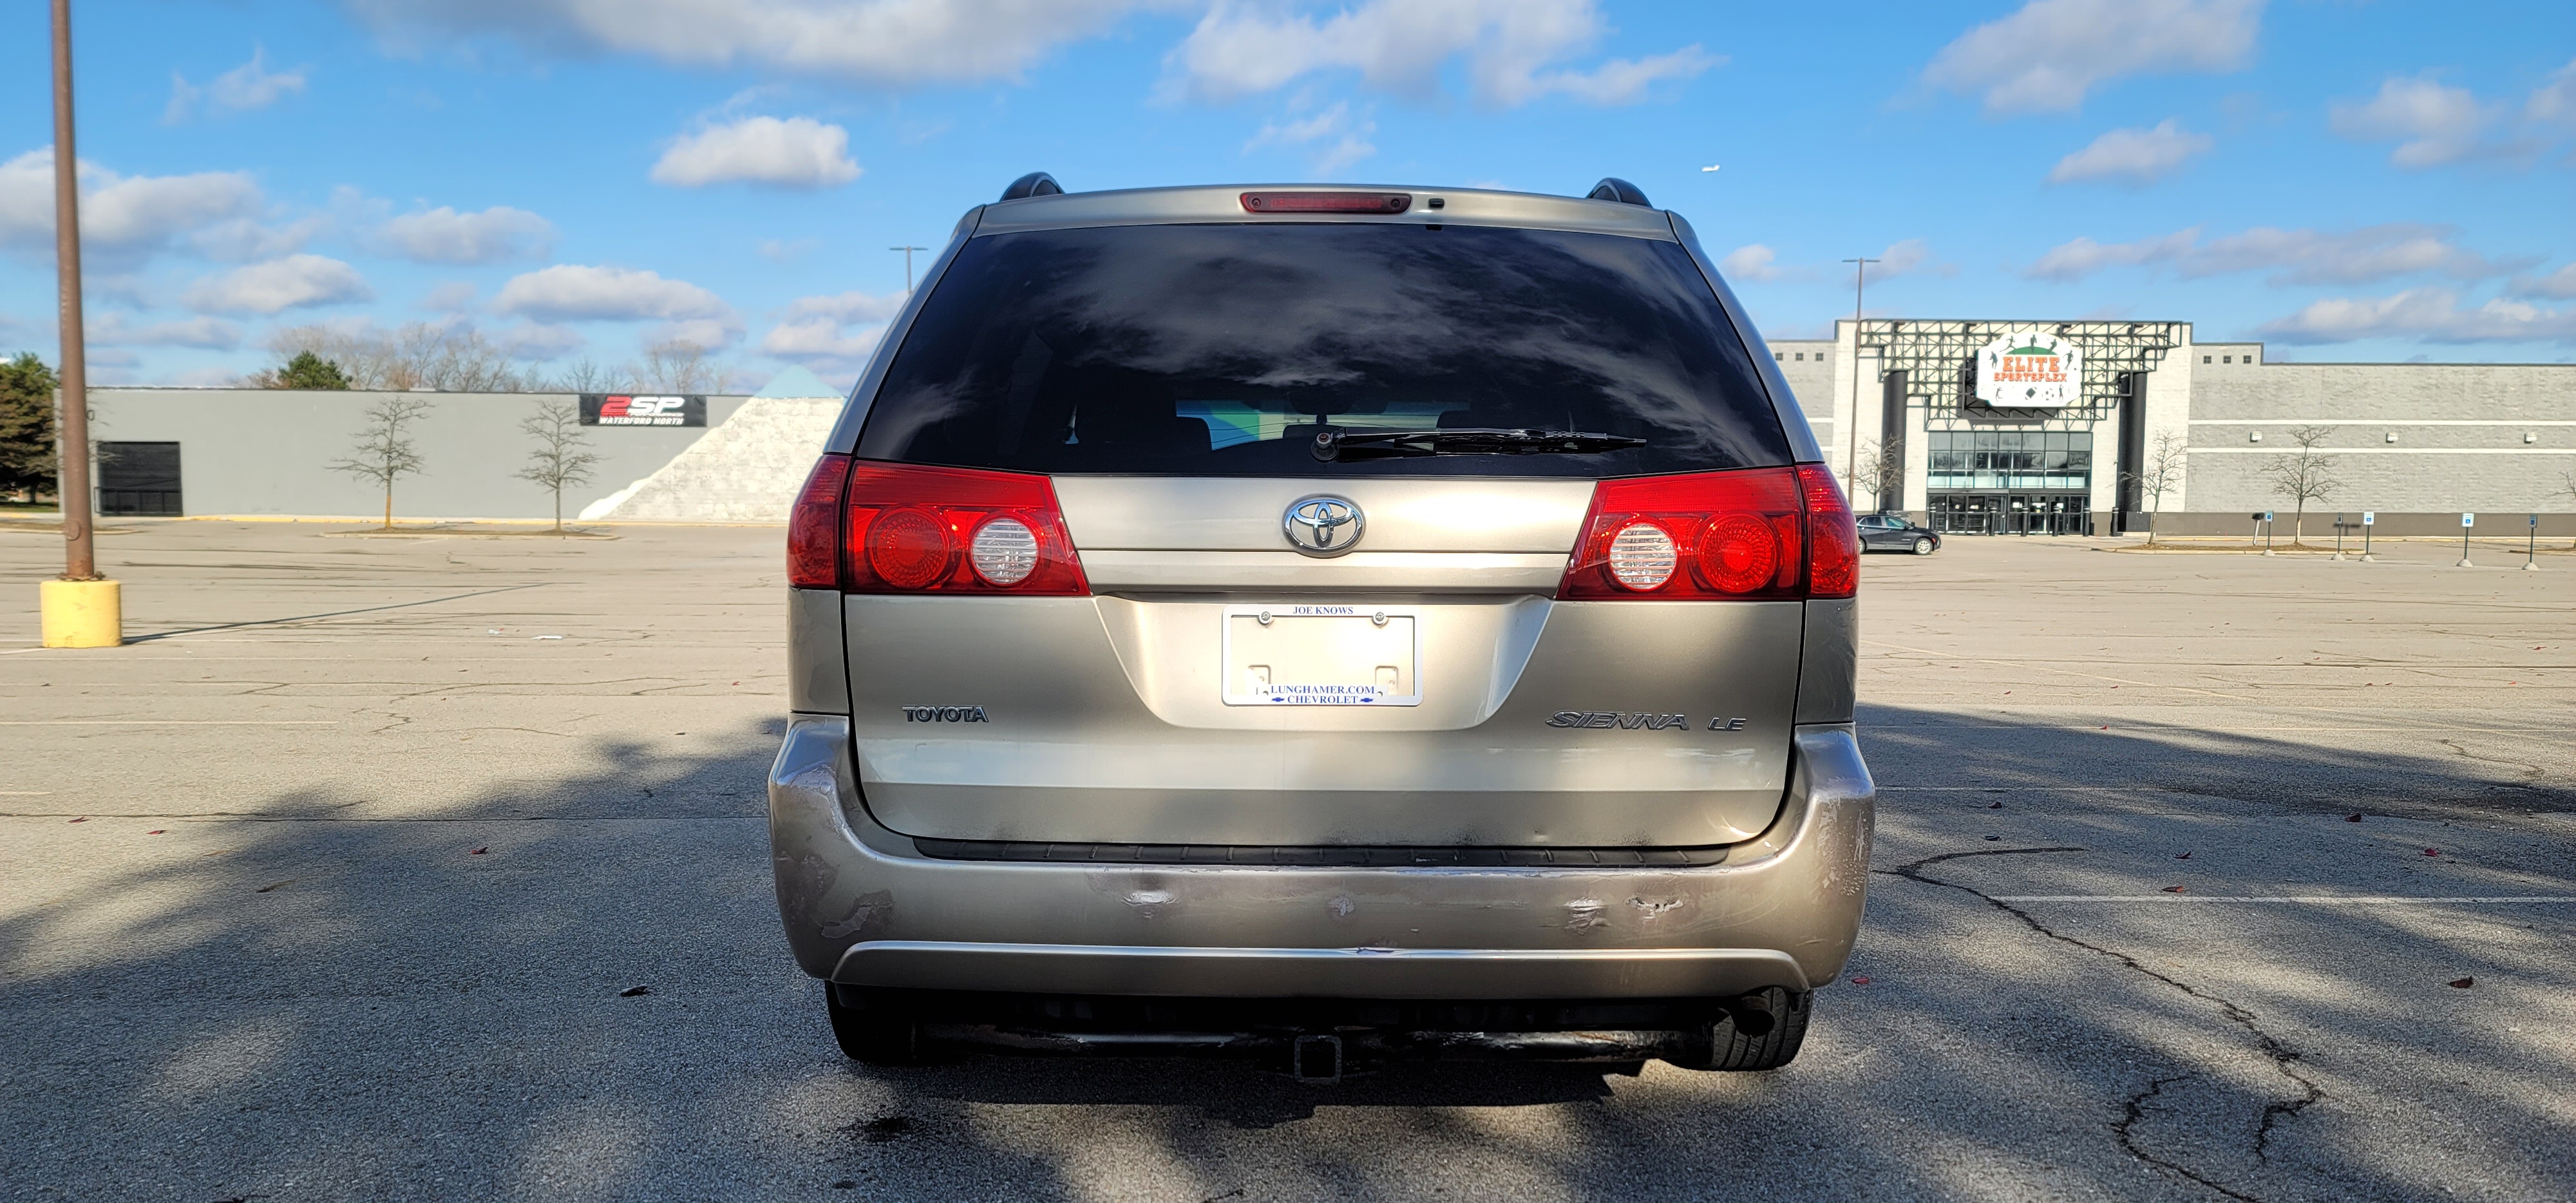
[2,0,2571,388]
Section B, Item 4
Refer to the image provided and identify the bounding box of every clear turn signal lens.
[1606,522,1677,590]
[969,516,1039,585]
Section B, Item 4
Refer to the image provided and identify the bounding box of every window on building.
[1925,429,2092,492]
[1793,352,1804,361]
[1774,352,1783,361]
[2203,355,2212,363]
[2223,355,2233,363]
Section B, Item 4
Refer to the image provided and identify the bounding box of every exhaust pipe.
[1723,996,1777,1038]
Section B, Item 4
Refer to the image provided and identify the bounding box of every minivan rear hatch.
[833,213,1812,849]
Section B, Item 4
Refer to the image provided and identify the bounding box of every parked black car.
[1856,513,1940,554]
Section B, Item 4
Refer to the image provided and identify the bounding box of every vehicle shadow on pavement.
[2,705,2569,1201]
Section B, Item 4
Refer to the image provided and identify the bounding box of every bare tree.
[1849,440,1904,515]
[2557,468,2576,550]
[329,397,431,530]
[515,400,600,533]
[2123,430,2188,545]
[261,323,540,392]
[628,337,736,394]
[546,358,627,393]
[2264,425,2340,546]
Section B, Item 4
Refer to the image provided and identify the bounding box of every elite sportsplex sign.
[1973,331,2083,410]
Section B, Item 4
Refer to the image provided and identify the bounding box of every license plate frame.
[1220,605,1422,707]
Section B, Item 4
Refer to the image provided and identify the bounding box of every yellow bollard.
[39,578,122,648]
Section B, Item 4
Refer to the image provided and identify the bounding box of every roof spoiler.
[999,172,1064,202]
[1587,177,1652,207]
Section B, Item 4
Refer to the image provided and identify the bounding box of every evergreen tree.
[0,352,60,502]
[276,350,352,390]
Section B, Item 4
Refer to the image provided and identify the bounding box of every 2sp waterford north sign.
[1973,330,2084,410]
[582,394,705,427]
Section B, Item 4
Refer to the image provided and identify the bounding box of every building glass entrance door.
[1930,492,2090,535]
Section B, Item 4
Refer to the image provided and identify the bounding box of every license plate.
[1221,605,1421,706]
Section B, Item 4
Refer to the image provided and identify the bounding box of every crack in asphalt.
[1883,846,2324,1202]
[2436,738,2547,782]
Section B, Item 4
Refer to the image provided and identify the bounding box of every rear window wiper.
[1312,426,1647,462]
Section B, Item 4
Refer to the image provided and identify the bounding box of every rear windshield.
[856,222,1790,477]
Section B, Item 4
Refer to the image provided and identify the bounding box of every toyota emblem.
[1282,495,1365,557]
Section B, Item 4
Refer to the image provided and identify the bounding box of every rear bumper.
[768,717,1875,999]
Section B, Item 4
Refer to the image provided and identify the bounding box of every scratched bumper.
[768,717,1874,999]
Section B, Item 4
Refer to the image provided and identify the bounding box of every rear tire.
[1912,537,1935,555]
[1667,987,1811,1071]
[826,983,926,1065]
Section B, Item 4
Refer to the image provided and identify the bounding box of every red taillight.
[786,453,851,589]
[1796,464,1859,599]
[1240,191,1412,214]
[1557,465,1857,601]
[839,463,1089,596]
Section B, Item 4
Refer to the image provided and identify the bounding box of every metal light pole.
[1839,256,1879,501]
[39,0,120,647]
[890,245,927,292]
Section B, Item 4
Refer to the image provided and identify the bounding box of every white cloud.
[1719,244,1785,283]
[182,255,374,315]
[2190,225,2525,284]
[781,290,909,325]
[491,264,732,323]
[2024,229,2201,282]
[1924,0,2262,114]
[653,317,745,352]
[2048,119,2214,185]
[651,116,861,188]
[492,322,586,360]
[166,46,309,123]
[2508,264,2576,301]
[758,238,819,263]
[375,205,556,263]
[1244,102,1378,175]
[0,149,263,258]
[1875,239,1955,280]
[2023,224,2525,285]
[338,0,1162,86]
[2258,288,2576,345]
[419,281,478,312]
[191,213,333,262]
[89,312,243,349]
[1169,0,1716,108]
[762,289,907,372]
[2328,74,2515,168]
[2530,59,2576,127]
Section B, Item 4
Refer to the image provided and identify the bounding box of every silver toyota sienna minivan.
[770,174,1874,1077]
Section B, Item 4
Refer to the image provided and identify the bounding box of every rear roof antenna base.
[1587,177,1652,207]
[1000,172,1065,202]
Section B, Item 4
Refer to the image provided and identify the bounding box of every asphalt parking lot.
[3,520,2570,1202]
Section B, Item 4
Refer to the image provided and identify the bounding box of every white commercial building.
[1769,321,2575,537]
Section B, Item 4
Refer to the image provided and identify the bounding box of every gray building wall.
[1766,339,1837,450]
[2181,354,2575,525]
[89,389,749,520]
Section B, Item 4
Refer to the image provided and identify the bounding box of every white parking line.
[1994,896,2576,904]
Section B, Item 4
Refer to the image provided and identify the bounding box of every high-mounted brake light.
[1240,191,1412,214]
[1557,466,1857,601]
